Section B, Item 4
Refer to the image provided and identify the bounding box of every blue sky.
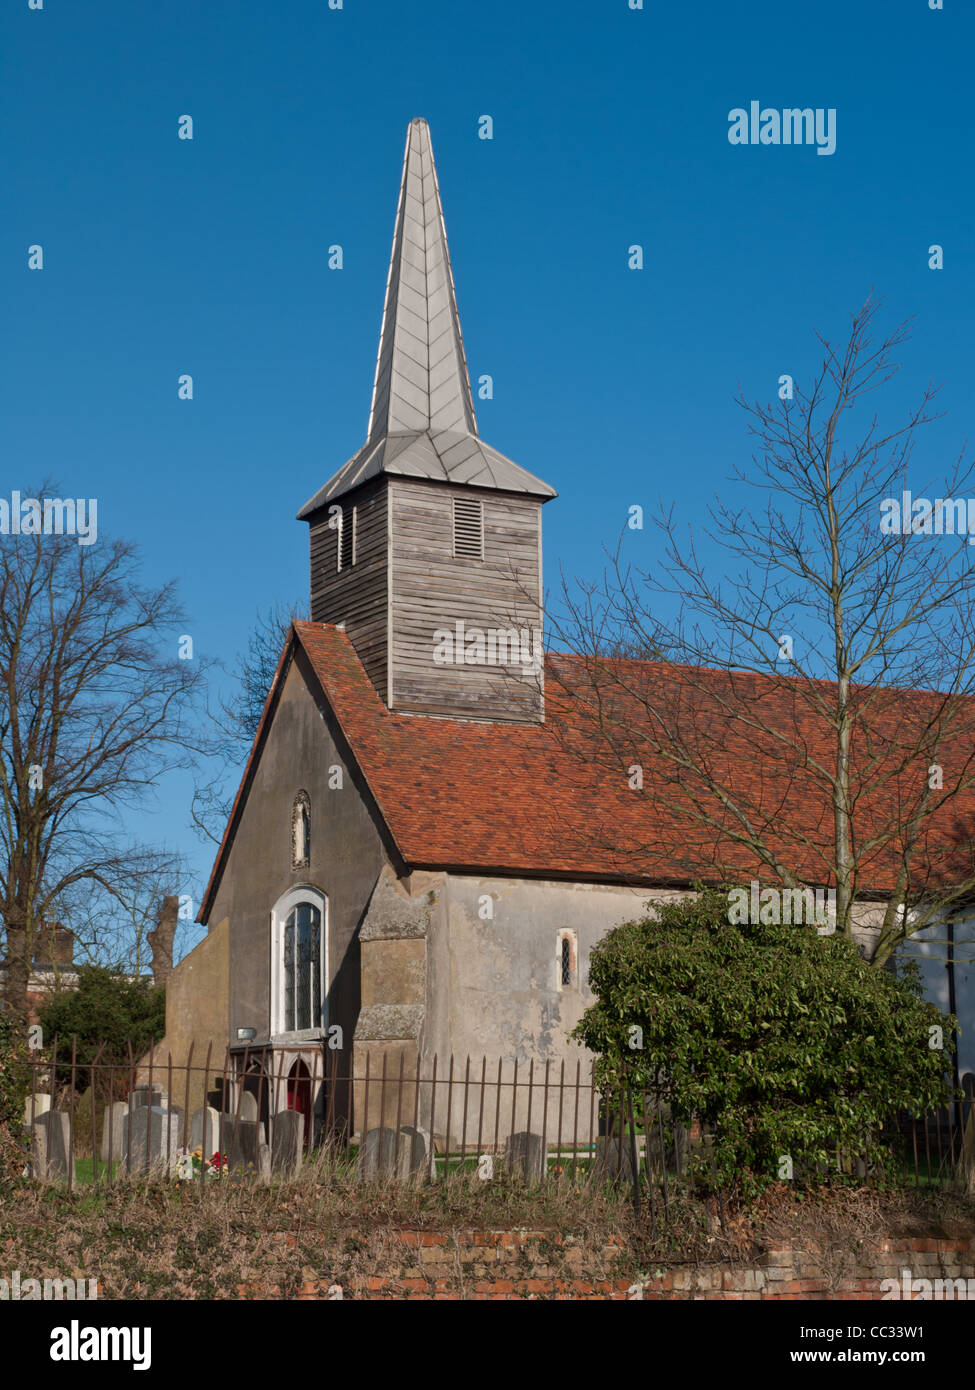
[2,0,970,953]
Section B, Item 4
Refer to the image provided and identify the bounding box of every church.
[155,119,973,1135]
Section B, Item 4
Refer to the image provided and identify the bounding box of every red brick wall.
[237,1231,975,1301]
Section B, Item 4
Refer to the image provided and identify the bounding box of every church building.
[156,119,973,1137]
[181,117,655,1132]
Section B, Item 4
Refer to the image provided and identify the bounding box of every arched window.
[270,887,327,1037]
[292,791,310,868]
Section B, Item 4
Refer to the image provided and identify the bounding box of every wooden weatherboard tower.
[298,119,556,723]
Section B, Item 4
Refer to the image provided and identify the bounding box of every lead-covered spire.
[298,119,555,517]
[368,118,477,440]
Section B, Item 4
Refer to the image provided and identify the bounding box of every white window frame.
[270,886,328,1042]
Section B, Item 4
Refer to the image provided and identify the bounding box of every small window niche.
[557,928,578,990]
[291,790,311,869]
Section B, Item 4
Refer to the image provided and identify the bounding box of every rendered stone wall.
[137,917,230,1115]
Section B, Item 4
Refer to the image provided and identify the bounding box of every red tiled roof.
[199,622,975,921]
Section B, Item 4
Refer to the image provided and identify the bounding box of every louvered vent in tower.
[453,497,483,560]
[338,504,356,571]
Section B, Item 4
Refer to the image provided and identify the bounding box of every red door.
[286,1060,312,1148]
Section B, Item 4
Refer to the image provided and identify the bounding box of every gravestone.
[239,1092,259,1123]
[190,1106,221,1158]
[271,1110,304,1176]
[359,1127,397,1179]
[100,1103,129,1161]
[226,1118,270,1177]
[644,1119,689,1175]
[504,1131,546,1182]
[31,1111,71,1180]
[129,1083,164,1112]
[397,1125,431,1179]
[592,1135,638,1185]
[23,1093,51,1127]
[122,1107,181,1173]
[48,1110,70,1178]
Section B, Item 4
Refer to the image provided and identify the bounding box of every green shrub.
[37,966,165,1089]
[572,886,957,1195]
[0,1010,32,1128]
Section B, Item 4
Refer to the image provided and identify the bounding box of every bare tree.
[56,848,190,978]
[0,509,207,1026]
[545,297,975,965]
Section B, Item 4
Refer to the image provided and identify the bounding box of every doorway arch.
[287,1059,313,1149]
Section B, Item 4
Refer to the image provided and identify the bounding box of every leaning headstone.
[122,1107,181,1173]
[31,1111,71,1181]
[592,1135,638,1185]
[271,1110,305,1176]
[100,1103,129,1162]
[190,1106,220,1158]
[504,1131,546,1182]
[227,1118,269,1176]
[359,1127,398,1180]
[23,1093,51,1127]
[397,1125,432,1179]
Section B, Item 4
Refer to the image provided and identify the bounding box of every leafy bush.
[0,1009,32,1128]
[572,886,957,1194]
[37,966,165,1085]
[0,1011,32,1189]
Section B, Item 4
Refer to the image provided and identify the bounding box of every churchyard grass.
[72,1158,121,1183]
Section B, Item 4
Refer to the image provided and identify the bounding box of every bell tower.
[298,119,556,723]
